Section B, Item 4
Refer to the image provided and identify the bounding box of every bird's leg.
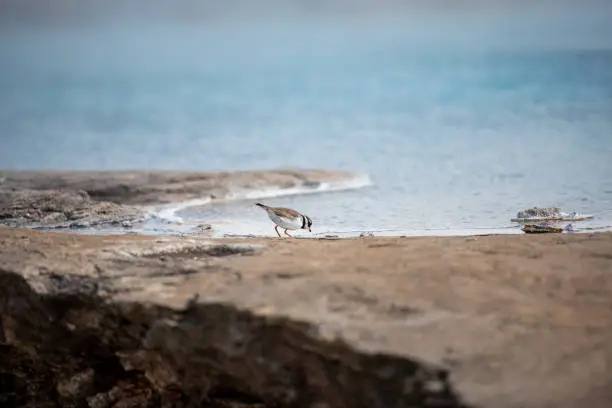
[284,229,293,238]
[274,225,282,238]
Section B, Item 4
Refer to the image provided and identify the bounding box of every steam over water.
[1,1,612,236]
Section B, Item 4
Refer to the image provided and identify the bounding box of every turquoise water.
[1,12,612,237]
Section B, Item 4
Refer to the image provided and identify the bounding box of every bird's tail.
[255,203,267,209]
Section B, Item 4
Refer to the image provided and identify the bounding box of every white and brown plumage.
[255,203,312,238]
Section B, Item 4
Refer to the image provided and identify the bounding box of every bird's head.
[304,215,313,232]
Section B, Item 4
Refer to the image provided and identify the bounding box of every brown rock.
[0,169,360,206]
[522,223,564,233]
[1,227,611,408]
[0,189,144,229]
[56,368,95,398]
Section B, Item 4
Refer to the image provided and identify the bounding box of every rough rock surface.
[1,227,611,408]
[0,189,144,229]
[521,223,564,234]
[0,229,464,408]
[512,206,593,222]
[0,169,359,205]
[0,169,360,230]
[1,268,460,408]
[516,207,564,219]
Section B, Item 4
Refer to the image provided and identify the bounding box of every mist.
[1,0,612,53]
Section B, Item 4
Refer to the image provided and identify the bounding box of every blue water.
[1,13,612,237]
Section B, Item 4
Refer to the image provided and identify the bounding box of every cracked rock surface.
[1,227,612,408]
[0,189,145,229]
[0,169,360,230]
[0,169,357,205]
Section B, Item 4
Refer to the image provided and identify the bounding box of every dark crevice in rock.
[141,244,261,259]
[208,384,267,405]
[85,184,134,203]
[36,271,105,297]
[0,268,472,408]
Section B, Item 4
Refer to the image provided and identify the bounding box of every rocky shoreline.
[1,169,611,408]
[0,169,357,230]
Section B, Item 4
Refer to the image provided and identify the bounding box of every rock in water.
[512,206,594,222]
[522,223,564,234]
[516,207,563,220]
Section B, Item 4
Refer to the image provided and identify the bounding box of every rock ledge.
[0,267,468,408]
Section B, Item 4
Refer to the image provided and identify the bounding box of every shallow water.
[1,9,612,237]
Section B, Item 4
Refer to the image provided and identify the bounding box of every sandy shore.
[1,225,611,408]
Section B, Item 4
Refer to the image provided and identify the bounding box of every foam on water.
[223,174,371,201]
[151,197,214,224]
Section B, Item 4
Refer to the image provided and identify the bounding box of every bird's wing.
[271,207,302,219]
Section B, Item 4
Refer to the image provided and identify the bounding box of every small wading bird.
[255,203,312,238]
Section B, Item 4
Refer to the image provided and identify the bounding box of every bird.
[255,203,312,238]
